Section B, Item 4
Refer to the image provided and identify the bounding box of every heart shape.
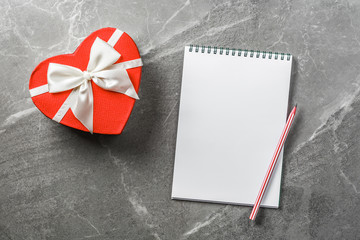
[29,28,142,134]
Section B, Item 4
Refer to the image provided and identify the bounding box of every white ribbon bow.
[47,37,142,133]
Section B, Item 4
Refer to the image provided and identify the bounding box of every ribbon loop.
[48,63,84,93]
[87,38,121,73]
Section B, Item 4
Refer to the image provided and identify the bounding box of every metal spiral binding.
[188,45,291,61]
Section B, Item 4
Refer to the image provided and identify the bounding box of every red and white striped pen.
[249,105,297,221]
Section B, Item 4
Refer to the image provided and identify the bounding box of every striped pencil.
[249,105,297,221]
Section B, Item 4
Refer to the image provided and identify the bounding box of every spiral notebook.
[171,45,292,208]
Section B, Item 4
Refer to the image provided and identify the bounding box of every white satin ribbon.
[30,29,142,134]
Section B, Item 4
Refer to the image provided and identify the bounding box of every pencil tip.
[295,103,297,108]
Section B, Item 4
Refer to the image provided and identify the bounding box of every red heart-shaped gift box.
[29,28,142,134]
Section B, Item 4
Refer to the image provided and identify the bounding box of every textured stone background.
[1,0,360,239]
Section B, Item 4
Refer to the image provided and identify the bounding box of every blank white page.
[171,46,292,208]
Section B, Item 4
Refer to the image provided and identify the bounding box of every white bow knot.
[46,37,142,133]
[83,71,92,80]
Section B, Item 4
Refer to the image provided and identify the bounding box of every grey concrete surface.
[1,0,360,239]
